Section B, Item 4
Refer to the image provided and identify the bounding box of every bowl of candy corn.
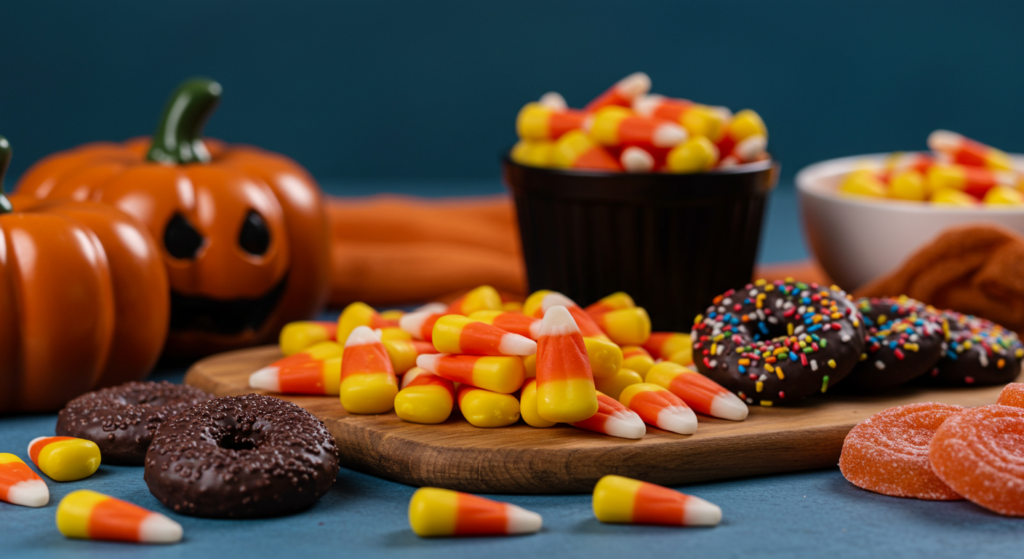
[796,130,1024,290]
[503,73,778,331]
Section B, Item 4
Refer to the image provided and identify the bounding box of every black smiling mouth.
[169,275,287,335]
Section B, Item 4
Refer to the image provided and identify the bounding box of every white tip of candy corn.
[616,72,651,99]
[621,147,655,173]
[248,367,281,392]
[652,123,688,148]
[927,129,960,152]
[138,513,184,544]
[606,411,647,439]
[710,105,733,122]
[6,479,49,508]
[539,91,567,111]
[683,495,722,527]
[539,292,577,313]
[416,353,442,373]
[401,367,428,388]
[631,94,663,118]
[498,333,538,356]
[505,504,543,534]
[710,393,749,421]
[657,406,698,435]
[539,306,580,337]
[345,325,382,347]
[415,302,448,314]
[27,437,46,457]
[735,134,767,162]
[400,311,433,340]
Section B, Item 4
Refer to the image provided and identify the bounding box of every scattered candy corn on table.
[2,182,1023,557]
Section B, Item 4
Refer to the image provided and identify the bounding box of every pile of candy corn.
[838,130,1024,206]
[511,72,769,173]
[258,285,750,439]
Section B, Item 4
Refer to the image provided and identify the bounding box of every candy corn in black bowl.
[502,73,778,331]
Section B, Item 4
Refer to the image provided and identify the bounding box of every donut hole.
[218,432,259,451]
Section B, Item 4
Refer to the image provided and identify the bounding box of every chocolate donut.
[56,381,212,465]
[842,298,946,391]
[926,311,1024,386]
[145,394,339,518]
[691,279,865,405]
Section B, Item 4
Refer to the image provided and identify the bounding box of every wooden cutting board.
[185,346,1017,494]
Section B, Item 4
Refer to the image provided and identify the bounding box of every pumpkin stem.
[146,78,222,165]
[0,135,12,214]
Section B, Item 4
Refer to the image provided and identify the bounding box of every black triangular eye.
[164,213,204,259]
[239,210,270,256]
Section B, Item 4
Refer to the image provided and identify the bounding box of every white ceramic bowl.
[796,153,1024,291]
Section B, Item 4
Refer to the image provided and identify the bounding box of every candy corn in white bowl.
[796,131,1024,291]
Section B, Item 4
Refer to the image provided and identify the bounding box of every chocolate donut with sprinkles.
[691,279,866,406]
[926,311,1023,386]
[842,298,946,391]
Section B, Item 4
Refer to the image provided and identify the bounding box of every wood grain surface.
[185,345,1017,494]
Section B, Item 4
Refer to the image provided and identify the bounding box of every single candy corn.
[645,362,748,421]
[458,386,521,428]
[931,188,978,207]
[594,368,644,401]
[337,302,398,347]
[249,355,341,395]
[618,384,697,435]
[516,102,586,141]
[716,109,768,164]
[339,326,399,414]
[591,307,651,346]
[535,305,599,423]
[552,130,623,172]
[621,346,656,375]
[666,136,719,173]
[256,340,343,376]
[519,379,556,428]
[279,321,338,356]
[28,437,101,482]
[839,169,887,198]
[984,185,1024,205]
[379,327,414,342]
[643,332,692,360]
[524,291,610,341]
[633,95,727,141]
[572,393,646,439]
[926,164,1013,198]
[523,327,621,379]
[384,339,439,374]
[432,315,537,356]
[511,140,556,168]
[395,369,456,424]
[927,129,1012,171]
[469,310,542,340]
[585,292,636,317]
[447,285,503,316]
[409,487,542,537]
[57,490,182,544]
[584,72,651,112]
[400,310,445,342]
[592,475,721,526]
[888,169,927,201]
[0,453,48,507]
[417,354,526,394]
[587,106,687,149]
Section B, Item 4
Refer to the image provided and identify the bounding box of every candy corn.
[633,95,727,141]
[0,453,48,507]
[572,393,646,439]
[249,355,341,395]
[535,305,599,423]
[839,169,887,198]
[926,164,1013,198]
[618,384,697,435]
[584,292,636,317]
[552,130,622,172]
[519,379,556,428]
[932,188,978,207]
[584,72,651,112]
[279,321,338,356]
[666,136,719,173]
[643,332,692,360]
[524,291,610,341]
[380,309,406,322]
[538,91,567,111]
[984,185,1024,205]
[432,315,537,356]
[587,106,687,150]
[621,346,656,375]
[28,437,101,482]
[469,310,542,340]
[57,490,183,544]
[927,130,1012,171]
[395,369,456,424]
[525,343,619,381]
[447,285,503,316]
[517,103,586,141]
[620,146,657,173]
[888,169,927,201]
[400,310,445,342]
[511,140,556,168]
[645,362,748,421]
[380,327,413,342]
[409,487,542,537]
[416,354,526,394]
[591,307,651,346]
[337,302,398,347]
[716,109,768,164]
[594,368,644,400]
[384,339,439,374]
[592,475,721,526]
[457,386,521,428]
[339,326,399,414]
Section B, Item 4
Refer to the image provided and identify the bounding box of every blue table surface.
[3,181,1019,558]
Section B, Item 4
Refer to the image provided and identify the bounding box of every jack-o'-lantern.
[16,79,330,357]
[0,136,169,412]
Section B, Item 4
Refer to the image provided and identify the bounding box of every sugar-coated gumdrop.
[996,383,1024,409]
[839,402,963,500]
[929,405,1024,517]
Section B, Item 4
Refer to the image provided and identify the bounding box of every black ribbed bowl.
[503,157,779,332]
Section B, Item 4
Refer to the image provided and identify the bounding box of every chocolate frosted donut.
[843,298,946,391]
[926,311,1024,386]
[691,279,865,405]
[56,381,212,465]
[145,394,339,518]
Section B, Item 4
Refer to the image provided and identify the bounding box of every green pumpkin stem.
[146,78,222,165]
[0,135,12,214]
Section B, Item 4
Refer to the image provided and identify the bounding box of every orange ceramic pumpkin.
[16,79,330,357]
[0,137,169,412]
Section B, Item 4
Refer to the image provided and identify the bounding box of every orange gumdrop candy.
[929,404,1024,517]
[996,383,1024,409]
[839,402,964,500]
